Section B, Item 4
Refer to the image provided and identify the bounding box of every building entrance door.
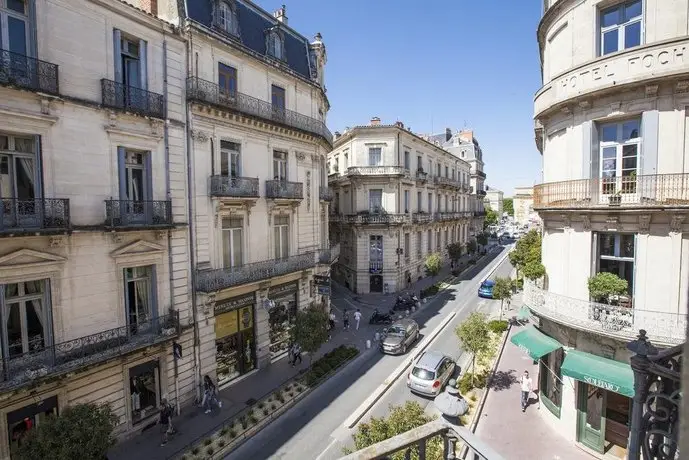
[577,382,606,453]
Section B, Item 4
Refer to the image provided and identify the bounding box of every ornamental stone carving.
[49,236,66,248]
[638,214,651,233]
[560,214,571,229]
[670,214,685,233]
[191,129,209,143]
[295,151,306,161]
[581,214,591,231]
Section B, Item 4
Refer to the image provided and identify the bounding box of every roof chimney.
[370,117,381,126]
[274,4,287,24]
[445,128,452,142]
[394,121,404,129]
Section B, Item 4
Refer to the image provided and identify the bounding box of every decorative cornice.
[638,214,651,233]
[676,80,689,94]
[645,84,659,98]
[670,214,685,233]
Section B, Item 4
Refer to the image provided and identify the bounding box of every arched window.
[217,1,240,37]
[267,31,284,60]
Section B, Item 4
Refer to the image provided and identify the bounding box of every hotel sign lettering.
[584,376,620,394]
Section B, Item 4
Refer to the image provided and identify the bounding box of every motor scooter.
[369,308,394,325]
[393,292,419,311]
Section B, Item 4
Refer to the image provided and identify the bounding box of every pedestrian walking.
[291,343,302,366]
[158,398,175,446]
[520,370,533,412]
[354,309,362,330]
[407,273,412,288]
[328,311,336,340]
[201,375,222,414]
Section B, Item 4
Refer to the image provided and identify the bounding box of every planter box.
[608,195,622,206]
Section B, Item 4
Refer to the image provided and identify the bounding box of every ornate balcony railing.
[436,177,459,188]
[524,281,687,346]
[319,186,333,201]
[472,170,486,179]
[101,79,164,119]
[416,170,428,182]
[265,180,304,200]
[0,312,179,391]
[338,419,504,460]
[186,77,332,145]
[476,190,487,196]
[533,173,689,210]
[196,252,318,293]
[0,49,59,95]
[209,176,259,198]
[0,198,70,233]
[413,212,433,224]
[104,200,173,228]
[345,166,408,176]
[332,213,410,225]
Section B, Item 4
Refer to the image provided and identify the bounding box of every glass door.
[577,383,606,453]
[599,120,640,202]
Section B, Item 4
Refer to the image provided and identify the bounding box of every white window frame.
[218,1,240,36]
[273,150,287,181]
[222,218,243,268]
[267,31,284,60]
[599,0,643,56]
[368,147,381,166]
[369,189,383,212]
[403,151,410,170]
[220,140,241,177]
[599,118,641,195]
[0,0,30,56]
[1,279,50,358]
[273,215,289,259]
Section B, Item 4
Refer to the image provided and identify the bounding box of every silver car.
[380,318,419,355]
[406,350,457,397]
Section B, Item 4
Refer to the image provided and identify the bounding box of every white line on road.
[314,438,339,460]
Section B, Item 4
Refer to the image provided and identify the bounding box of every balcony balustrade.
[413,212,433,224]
[0,49,59,95]
[524,281,687,346]
[319,186,333,201]
[332,212,410,225]
[345,166,408,177]
[0,198,70,233]
[265,180,304,200]
[209,176,259,199]
[533,173,689,210]
[104,200,173,228]
[472,170,487,179]
[196,251,319,293]
[435,176,459,189]
[101,79,164,119]
[338,419,504,460]
[477,190,487,197]
[0,312,179,391]
[186,77,332,145]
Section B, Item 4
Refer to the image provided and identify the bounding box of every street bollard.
[405,309,410,317]
[411,306,416,313]
[416,301,421,308]
[374,332,380,342]
[422,298,427,304]
[366,340,371,349]
[398,314,403,320]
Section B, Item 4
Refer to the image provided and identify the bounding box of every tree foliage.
[446,243,463,262]
[588,272,628,303]
[466,239,478,255]
[484,206,498,227]
[344,401,443,460]
[424,252,442,276]
[508,229,546,281]
[503,198,514,216]
[291,304,330,364]
[491,277,513,320]
[476,233,488,247]
[455,312,491,385]
[14,403,118,460]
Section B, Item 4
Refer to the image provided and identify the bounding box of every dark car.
[478,280,495,298]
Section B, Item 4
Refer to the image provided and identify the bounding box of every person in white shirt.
[353,309,362,330]
[520,370,533,412]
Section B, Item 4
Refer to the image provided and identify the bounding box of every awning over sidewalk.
[560,350,634,397]
[510,327,563,361]
[516,305,530,321]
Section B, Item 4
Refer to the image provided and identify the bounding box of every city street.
[225,247,513,460]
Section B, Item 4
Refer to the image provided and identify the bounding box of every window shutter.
[113,29,123,83]
[641,110,659,200]
[139,39,148,91]
[35,136,43,199]
[117,146,127,200]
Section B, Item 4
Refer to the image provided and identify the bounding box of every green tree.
[484,207,498,227]
[455,312,490,385]
[343,401,443,459]
[508,229,546,281]
[503,198,514,216]
[476,233,488,247]
[446,243,463,262]
[588,272,628,304]
[424,252,442,276]
[14,403,118,460]
[466,239,477,255]
[291,303,330,365]
[491,277,513,320]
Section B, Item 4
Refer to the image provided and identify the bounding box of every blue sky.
[263,0,544,195]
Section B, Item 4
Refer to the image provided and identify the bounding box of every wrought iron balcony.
[338,419,504,460]
[476,190,487,196]
[0,49,59,95]
[0,312,179,391]
[104,200,173,228]
[265,180,304,200]
[332,212,410,225]
[186,77,332,145]
[0,198,70,234]
[101,79,164,119]
[319,186,333,201]
[524,281,687,347]
[210,176,259,199]
[196,252,318,293]
[413,212,433,224]
[472,170,487,179]
[436,177,459,188]
[345,166,408,177]
[533,173,689,210]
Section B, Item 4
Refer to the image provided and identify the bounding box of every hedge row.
[304,345,359,386]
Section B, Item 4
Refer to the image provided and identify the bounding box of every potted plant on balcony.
[587,272,628,321]
[608,190,622,206]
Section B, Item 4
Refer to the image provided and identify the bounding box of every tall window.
[266,30,284,60]
[404,151,410,169]
[217,1,240,36]
[436,231,441,250]
[404,233,410,259]
[444,229,448,247]
[273,150,287,180]
[417,191,422,212]
[0,134,37,202]
[1,280,50,358]
[597,232,635,295]
[436,193,441,212]
[0,0,29,57]
[118,34,143,89]
[222,218,243,268]
[417,155,422,171]
[274,215,289,259]
[444,195,449,211]
[124,266,155,331]
[271,85,285,120]
[370,235,383,268]
[220,140,241,177]
[600,119,640,194]
[369,189,382,212]
[445,166,448,178]
[123,149,148,202]
[600,0,642,56]
[218,63,237,97]
[427,230,432,251]
[368,147,381,166]
[427,159,432,175]
[416,232,422,255]
[427,193,432,212]
[540,349,563,413]
[404,190,409,212]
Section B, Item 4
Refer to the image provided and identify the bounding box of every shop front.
[7,395,58,455]
[267,282,299,361]
[215,293,257,386]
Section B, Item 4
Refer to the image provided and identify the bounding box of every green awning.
[510,327,563,361]
[561,350,634,397]
[516,305,531,321]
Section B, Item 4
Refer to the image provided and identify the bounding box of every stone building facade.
[328,119,472,294]
[0,0,193,454]
[513,186,537,226]
[526,0,689,456]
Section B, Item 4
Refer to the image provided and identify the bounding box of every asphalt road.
[224,246,512,460]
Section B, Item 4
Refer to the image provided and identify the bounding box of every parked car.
[478,279,495,298]
[407,350,458,397]
[380,318,419,355]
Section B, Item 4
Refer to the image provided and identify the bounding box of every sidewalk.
[108,319,377,460]
[474,317,591,460]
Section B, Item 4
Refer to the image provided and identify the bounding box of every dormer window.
[266,29,284,60]
[216,1,240,38]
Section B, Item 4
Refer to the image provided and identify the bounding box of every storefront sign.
[215,293,255,315]
[313,275,330,286]
[317,285,331,296]
[269,282,298,300]
[215,311,239,339]
[584,376,620,393]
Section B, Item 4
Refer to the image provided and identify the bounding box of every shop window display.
[129,361,160,424]
[268,296,297,360]
[215,305,255,385]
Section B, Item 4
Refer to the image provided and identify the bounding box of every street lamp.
[626,329,658,460]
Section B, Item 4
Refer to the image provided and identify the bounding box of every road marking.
[314,438,339,460]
